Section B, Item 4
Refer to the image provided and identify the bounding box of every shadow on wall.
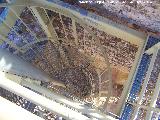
[0,48,52,82]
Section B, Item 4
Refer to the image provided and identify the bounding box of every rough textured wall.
[61,0,160,37]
